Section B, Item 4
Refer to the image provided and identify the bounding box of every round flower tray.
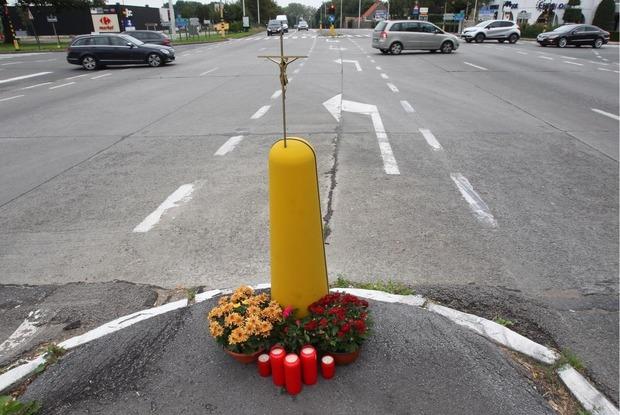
[329,348,360,366]
[224,348,264,364]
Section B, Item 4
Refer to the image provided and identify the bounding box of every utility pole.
[339,0,342,28]
[357,0,361,28]
[168,0,176,37]
[472,0,477,22]
[257,0,260,25]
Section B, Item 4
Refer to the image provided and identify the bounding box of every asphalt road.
[0,30,618,399]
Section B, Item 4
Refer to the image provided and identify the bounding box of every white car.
[461,20,520,44]
[298,20,309,31]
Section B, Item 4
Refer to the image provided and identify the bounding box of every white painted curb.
[0,283,617,415]
[557,365,619,415]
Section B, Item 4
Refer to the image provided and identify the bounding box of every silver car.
[461,20,520,43]
[372,20,459,55]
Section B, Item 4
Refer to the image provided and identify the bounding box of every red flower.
[319,318,328,328]
[341,323,350,334]
[283,305,293,318]
[337,330,345,338]
[352,319,366,333]
[304,320,318,331]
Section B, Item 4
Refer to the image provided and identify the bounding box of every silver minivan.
[372,20,460,55]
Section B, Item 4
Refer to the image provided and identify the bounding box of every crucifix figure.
[259,33,306,148]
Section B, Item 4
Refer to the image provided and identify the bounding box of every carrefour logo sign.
[536,1,567,10]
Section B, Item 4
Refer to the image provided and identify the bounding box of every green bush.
[229,21,243,32]
[520,23,553,38]
[611,32,619,42]
[592,0,615,31]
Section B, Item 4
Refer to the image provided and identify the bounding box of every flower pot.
[224,348,264,364]
[329,348,360,366]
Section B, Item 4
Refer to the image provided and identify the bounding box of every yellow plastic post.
[269,138,328,317]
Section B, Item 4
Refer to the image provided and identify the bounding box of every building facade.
[487,0,618,28]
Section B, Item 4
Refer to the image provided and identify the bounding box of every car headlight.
[547,35,558,39]
[160,49,170,55]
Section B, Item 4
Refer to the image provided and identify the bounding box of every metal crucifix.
[259,33,306,148]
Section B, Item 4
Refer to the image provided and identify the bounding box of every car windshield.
[268,20,280,25]
[550,25,578,33]
[120,34,144,45]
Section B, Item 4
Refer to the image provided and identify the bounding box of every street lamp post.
[358,0,361,28]
[340,0,343,28]
[168,0,176,37]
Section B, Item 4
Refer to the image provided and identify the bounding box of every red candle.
[300,346,318,385]
[284,353,302,395]
[321,355,335,379]
[270,347,285,386]
[257,353,271,377]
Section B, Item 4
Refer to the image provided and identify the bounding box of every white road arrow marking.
[450,173,497,227]
[322,94,399,175]
[334,59,362,72]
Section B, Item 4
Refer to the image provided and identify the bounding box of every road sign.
[419,7,429,15]
[454,12,465,21]
[46,15,58,23]
[443,13,454,20]
[328,14,335,23]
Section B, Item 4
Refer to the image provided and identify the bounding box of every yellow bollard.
[269,138,328,317]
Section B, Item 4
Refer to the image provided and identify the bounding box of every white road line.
[370,59,375,63]
[0,95,24,102]
[49,82,75,89]
[33,58,57,63]
[386,83,399,92]
[380,73,389,79]
[251,105,270,119]
[400,100,415,113]
[463,62,488,70]
[419,128,442,150]
[214,135,244,156]
[1,61,23,66]
[369,111,399,175]
[271,89,282,99]
[560,55,576,60]
[597,67,620,74]
[66,74,87,80]
[538,56,553,60]
[0,72,52,85]
[200,67,218,76]
[0,310,44,355]
[450,173,497,227]
[563,61,583,66]
[589,60,608,65]
[516,51,527,55]
[91,73,111,79]
[20,82,52,90]
[133,184,195,233]
[375,66,382,70]
[591,108,620,121]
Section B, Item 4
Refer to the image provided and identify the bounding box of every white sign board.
[91,14,120,32]
[243,16,250,27]
[159,8,170,23]
[46,15,58,23]
[419,7,429,15]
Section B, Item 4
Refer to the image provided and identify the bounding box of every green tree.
[284,2,315,25]
[592,0,614,30]
[562,0,583,23]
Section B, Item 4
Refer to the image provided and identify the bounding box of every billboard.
[91,14,120,32]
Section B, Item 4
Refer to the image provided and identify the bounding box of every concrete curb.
[0,284,617,415]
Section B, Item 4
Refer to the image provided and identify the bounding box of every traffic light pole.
[339,0,342,28]
[168,0,176,37]
[357,0,361,28]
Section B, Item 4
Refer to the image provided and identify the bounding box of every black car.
[267,19,283,36]
[537,24,610,48]
[121,30,172,46]
[67,34,175,70]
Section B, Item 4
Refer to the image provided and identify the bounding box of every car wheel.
[440,41,453,54]
[147,53,162,67]
[557,37,567,48]
[389,42,403,55]
[508,33,519,44]
[81,55,98,71]
[593,38,603,48]
[498,39,505,43]
[465,39,473,43]
[475,33,484,43]
[380,49,388,54]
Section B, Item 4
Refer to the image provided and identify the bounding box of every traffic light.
[328,4,336,15]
